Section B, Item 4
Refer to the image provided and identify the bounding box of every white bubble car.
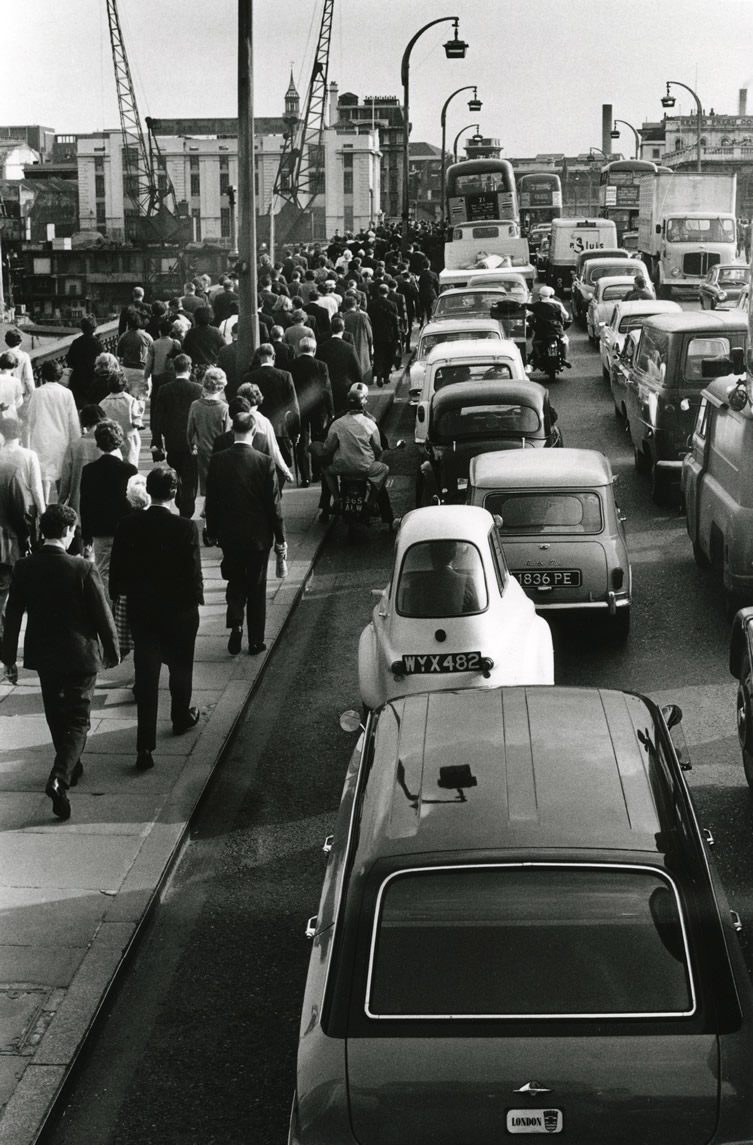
[358,505,554,710]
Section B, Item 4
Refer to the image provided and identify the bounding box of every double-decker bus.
[599,159,658,243]
[518,173,562,233]
[445,159,518,226]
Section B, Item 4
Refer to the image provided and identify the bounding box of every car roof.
[641,310,748,333]
[430,379,548,412]
[470,447,613,488]
[584,257,644,272]
[420,317,500,335]
[396,504,495,548]
[612,300,681,317]
[466,270,527,285]
[424,339,521,363]
[438,286,512,298]
[356,687,671,862]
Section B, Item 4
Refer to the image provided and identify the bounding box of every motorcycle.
[531,335,565,382]
[334,441,405,541]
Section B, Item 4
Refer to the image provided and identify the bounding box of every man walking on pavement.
[241,344,300,479]
[315,315,363,414]
[205,410,287,657]
[2,503,119,820]
[110,466,203,772]
[289,336,333,487]
[150,354,203,518]
[367,283,400,387]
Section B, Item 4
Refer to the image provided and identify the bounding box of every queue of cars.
[289,242,753,1145]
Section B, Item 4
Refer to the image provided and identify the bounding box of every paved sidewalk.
[0,387,395,1144]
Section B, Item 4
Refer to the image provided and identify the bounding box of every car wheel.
[607,608,630,642]
[633,443,650,474]
[736,678,753,789]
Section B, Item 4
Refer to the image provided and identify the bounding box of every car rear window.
[719,268,748,284]
[590,263,637,283]
[435,403,540,442]
[485,491,603,534]
[685,336,731,381]
[434,362,513,389]
[619,316,652,334]
[436,293,507,316]
[420,330,499,356]
[395,539,488,618]
[602,284,634,301]
[367,865,695,1019]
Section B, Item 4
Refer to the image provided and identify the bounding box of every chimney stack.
[328,81,339,127]
[602,103,613,157]
[739,88,748,116]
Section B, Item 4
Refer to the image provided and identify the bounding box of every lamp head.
[444,22,468,59]
[661,85,676,109]
[468,96,482,112]
[610,128,620,140]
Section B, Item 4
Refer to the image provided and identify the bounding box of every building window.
[95,175,106,199]
[124,175,140,200]
[157,173,167,193]
[190,174,201,197]
[189,156,200,171]
[674,138,684,150]
[191,208,202,240]
[220,155,229,171]
[652,148,661,158]
[220,172,230,193]
[96,203,107,225]
[344,205,354,232]
[95,157,104,172]
[220,207,231,238]
[343,169,353,194]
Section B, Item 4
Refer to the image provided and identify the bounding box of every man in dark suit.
[290,337,334,487]
[110,466,203,771]
[79,420,138,587]
[2,504,119,820]
[205,411,286,657]
[151,353,203,518]
[367,284,400,386]
[241,343,300,475]
[316,316,363,414]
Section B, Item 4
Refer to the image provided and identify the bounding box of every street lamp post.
[401,16,468,252]
[452,124,480,164]
[237,0,259,369]
[661,80,702,173]
[440,85,482,222]
[610,118,641,159]
[588,146,607,161]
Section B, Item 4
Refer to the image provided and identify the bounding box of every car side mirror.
[661,703,683,730]
[731,346,746,374]
[339,709,364,733]
[702,356,731,378]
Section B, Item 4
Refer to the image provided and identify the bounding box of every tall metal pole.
[452,123,479,164]
[613,119,641,159]
[440,85,480,223]
[665,80,703,173]
[237,0,259,371]
[401,16,462,254]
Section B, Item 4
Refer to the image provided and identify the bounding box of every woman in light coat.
[27,360,81,502]
[96,354,142,469]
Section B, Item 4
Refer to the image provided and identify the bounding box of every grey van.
[682,374,753,609]
[621,311,748,505]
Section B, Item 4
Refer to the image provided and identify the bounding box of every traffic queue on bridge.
[288,151,753,1145]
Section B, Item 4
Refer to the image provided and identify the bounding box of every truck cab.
[657,212,737,294]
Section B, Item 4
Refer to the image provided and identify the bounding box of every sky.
[5,0,753,157]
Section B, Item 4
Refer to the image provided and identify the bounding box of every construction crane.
[106,0,184,241]
[273,0,334,231]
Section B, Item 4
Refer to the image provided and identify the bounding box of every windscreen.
[485,490,603,534]
[367,865,694,1019]
[436,293,510,317]
[395,540,488,618]
[434,402,540,441]
[667,217,736,243]
[420,330,499,356]
[434,362,513,390]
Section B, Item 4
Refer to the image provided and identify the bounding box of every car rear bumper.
[534,595,631,614]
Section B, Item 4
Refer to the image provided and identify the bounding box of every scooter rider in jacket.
[319,383,394,524]
[526,285,572,367]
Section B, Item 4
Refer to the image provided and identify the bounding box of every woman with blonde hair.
[96,354,143,468]
[187,366,230,501]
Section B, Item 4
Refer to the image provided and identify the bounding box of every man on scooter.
[319,383,394,525]
[526,285,572,368]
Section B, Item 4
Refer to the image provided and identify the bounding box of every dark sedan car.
[416,379,561,506]
[730,606,753,787]
[699,263,750,310]
[290,686,753,1145]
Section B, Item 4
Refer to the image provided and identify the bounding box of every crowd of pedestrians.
[0,227,427,819]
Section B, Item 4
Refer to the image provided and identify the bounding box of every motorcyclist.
[525,285,572,368]
[319,382,394,525]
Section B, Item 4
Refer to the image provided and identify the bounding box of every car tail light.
[612,568,624,590]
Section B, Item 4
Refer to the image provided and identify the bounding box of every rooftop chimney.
[740,88,748,116]
[602,103,613,157]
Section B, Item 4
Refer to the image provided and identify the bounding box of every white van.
[546,217,619,293]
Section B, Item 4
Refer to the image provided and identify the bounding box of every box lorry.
[443,221,534,290]
[638,172,738,296]
[544,217,618,293]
